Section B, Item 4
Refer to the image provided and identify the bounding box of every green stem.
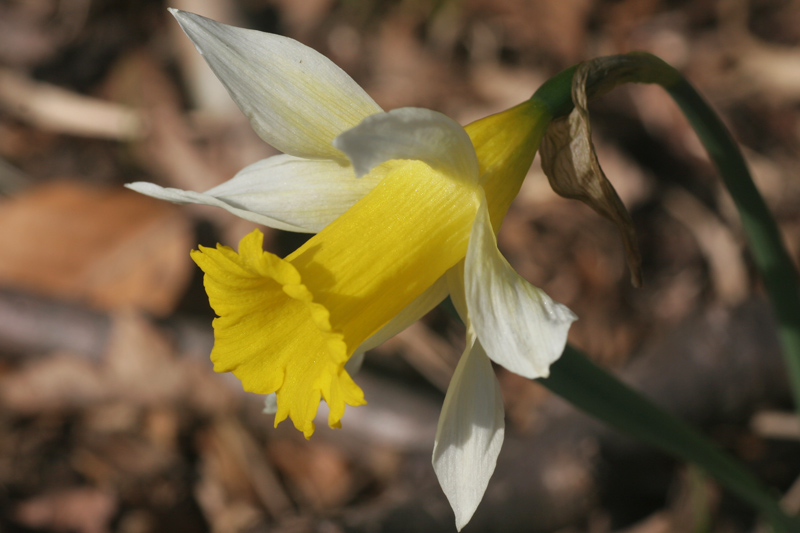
[666,79,800,423]
[531,55,800,418]
[527,53,800,530]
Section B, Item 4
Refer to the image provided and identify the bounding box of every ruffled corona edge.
[190,229,366,438]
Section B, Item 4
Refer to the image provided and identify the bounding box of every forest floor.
[1,0,800,531]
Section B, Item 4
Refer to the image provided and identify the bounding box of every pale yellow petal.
[171,9,382,160]
[334,108,479,182]
[433,330,504,531]
[465,194,576,379]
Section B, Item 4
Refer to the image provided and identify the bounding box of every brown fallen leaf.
[103,310,240,415]
[0,68,144,140]
[0,351,108,413]
[198,418,294,518]
[103,311,186,406]
[0,181,193,315]
[14,487,117,533]
[267,437,355,512]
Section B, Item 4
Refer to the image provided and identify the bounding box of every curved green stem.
[531,55,800,415]
[526,53,800,531]
[666,79,800,420]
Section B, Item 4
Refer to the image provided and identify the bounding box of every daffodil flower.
[127,10,577,529]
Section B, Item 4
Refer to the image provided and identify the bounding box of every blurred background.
[1,0,800,531]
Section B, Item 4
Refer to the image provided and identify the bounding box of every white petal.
[126,154,382,233]
[170,9,382,160]
[263,393,278,415]
[432,332,504,531]
[465,194,577,379]
[333,108,480,182]
[344,351,365,376]
[355,276,449,353]
[445,263,468,323]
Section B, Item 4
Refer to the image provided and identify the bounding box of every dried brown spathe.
[540,62,643,287]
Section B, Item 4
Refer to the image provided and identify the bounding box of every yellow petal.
[287,160,480,350]
[466,99,551,231]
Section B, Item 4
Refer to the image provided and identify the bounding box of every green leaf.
[541,346,798,532]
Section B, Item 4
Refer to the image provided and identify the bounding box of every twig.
[0,68,145,140]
